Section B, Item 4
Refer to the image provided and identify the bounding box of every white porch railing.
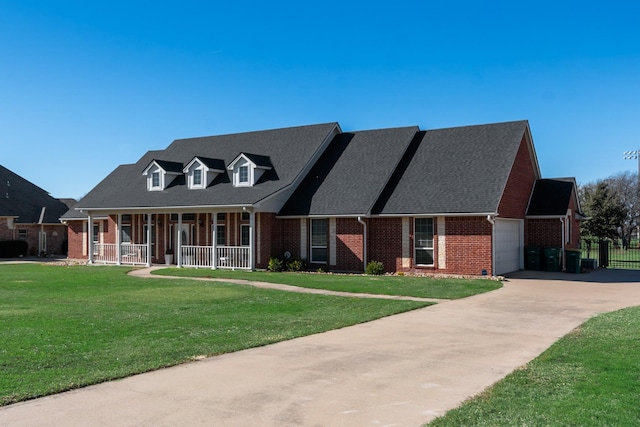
[121,244,148,265]
[217,246,250,270]
[93,243,117,264]
[181,245,213,268]
[92,243,148,266]
[181,245,251,270]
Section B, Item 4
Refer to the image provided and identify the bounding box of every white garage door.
[494,219,523,275]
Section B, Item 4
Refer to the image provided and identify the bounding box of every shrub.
[267,257,284,272]
[286,258,305,272]
[365,260,385,275]
[0,240,29,258]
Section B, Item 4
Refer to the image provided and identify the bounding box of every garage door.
[494,219,522,275]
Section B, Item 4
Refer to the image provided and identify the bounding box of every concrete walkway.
[2,269,639,426]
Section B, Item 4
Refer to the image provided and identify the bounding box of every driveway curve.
[1,269,639,427]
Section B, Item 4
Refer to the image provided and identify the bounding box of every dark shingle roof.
[526,179,575,216]
[73,123,339,211]
[374,120,531,215]
[278,126,420,216]
[0,165,71,223]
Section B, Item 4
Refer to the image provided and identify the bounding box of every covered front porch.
[87,210,256,270]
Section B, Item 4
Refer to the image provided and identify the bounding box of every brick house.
[63,120,582,275]
[0,165,72,256]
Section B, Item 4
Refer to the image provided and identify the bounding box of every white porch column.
[177,213,183,267]
[212,213,218,270]
[116,214,122,265]
[87,214,94,264]
[249,211,255,271]
[146,213,152,267]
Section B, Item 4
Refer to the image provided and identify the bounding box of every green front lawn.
[0,264,431,406]
[152,268,501,299]
[427,306,640,426]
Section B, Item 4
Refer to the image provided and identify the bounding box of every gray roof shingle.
[0,165,71,223]
[73,123,339,211]
[278,126,420,216]
[526,179,575,216]
[374,120,531,215]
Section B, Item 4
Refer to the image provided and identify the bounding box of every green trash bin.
[565,249,581,273]
[525,246,541,270]
[543,247,561,272]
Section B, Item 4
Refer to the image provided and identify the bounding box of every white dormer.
[227,153,273,187]
[142,160,183,191]
[183,157,226,190]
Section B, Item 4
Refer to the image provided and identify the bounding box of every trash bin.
[543,247,561,272]
[525,246,541,270]
[565,249,581,273]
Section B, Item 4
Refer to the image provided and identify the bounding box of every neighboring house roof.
[0,165,71,224]
[526,178,582,217]
[278,126,420,216]
[372,120,535,215]
[72,123,340,211]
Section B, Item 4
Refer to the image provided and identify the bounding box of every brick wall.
[426,216,494,276]
[279,218,302,260]
[368,217,403,272]
[526,219,562,247]
[498,135,537,219]
[335,218,364,272]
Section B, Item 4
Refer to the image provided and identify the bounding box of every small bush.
[267,257,284,272]
[286,258,305,272]
[0,240,29,258]
[365,260,385,275]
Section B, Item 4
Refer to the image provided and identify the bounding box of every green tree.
[580,181,627,241]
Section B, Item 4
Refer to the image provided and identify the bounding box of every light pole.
[623,150,640,243]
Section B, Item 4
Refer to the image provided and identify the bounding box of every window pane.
[311,219,327,246]
[216,225,225,245]
[415,218,434,248]
[311,247,327,263]
[239,166,249,183]
[121,225,132,243]
[217,212,225,221]
[241,225,250,246]
[193,169,202,185]
[152,172,160,187]
[416,249,434,265]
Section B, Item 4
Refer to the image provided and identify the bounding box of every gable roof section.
[73,123,340,211]
[0,165,70,223]
[227,153,273,170]
[278,126,420,216]
[183,157,226,173]
[526,178,580,217]
[374,120,532,215]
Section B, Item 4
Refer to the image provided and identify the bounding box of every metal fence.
[580,239,640,269]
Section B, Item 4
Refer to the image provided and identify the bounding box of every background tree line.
[579,171,639,249]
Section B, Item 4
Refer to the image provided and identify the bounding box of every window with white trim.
[193,169,202,186]
[216,225,225,246]
[239,165,249,184]
[241,224,250,246]
[414,218,434,266]
[310,219,328,263]
[18,229,27,240]
[151,171,160,189]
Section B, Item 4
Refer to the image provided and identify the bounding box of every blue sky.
[1,1,639,199]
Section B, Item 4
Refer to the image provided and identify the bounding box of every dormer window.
[227,153,273,187]
[143,160,183,191]
[239,166,249,184]
[193,169,202,186]
[183,157,226,190]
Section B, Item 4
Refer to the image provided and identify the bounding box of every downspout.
[357,216,367,272]
[560,217,566,271]
[38,207,46,256]
[486,215,496,276]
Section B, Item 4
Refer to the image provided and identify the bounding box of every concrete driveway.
[1,269,639,427]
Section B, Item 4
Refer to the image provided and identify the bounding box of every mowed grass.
[427,306,640,426]
[0,264,431,406]
[153,268,501,299]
